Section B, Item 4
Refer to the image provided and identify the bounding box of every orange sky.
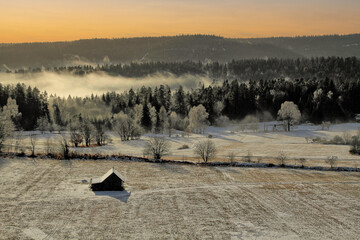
[0,0,359,43]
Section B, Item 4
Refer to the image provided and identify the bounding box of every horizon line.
[1,32,359,45]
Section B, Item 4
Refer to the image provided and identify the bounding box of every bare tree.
[13,131,25,154]
[45,138,54,155]
[194,140,217,163]
[244,150,252,163]
[325,156,338,168]
[297,158,307,167]
[277,151,287,166]
[143,136,170,160]
[70,131,83,147]
[81,120,95,147]
[227,152,236,163]
[277,101,301,132]
[29,134,37,157]
[69,121,83,147]
[58,136,70,159]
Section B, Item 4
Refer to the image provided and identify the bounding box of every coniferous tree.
[141,102,152,131]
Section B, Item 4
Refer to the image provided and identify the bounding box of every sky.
[0,0,359,43]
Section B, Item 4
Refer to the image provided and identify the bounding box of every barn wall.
[91,173,124,191]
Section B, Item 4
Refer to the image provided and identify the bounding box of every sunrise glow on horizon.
[1,0,359,43]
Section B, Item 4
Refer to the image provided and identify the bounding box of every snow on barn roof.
[91,167,125,184]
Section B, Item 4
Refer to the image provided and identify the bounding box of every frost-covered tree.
[277,101,301,131]
[36,116,51,134]
[149,104,157,133]
[158,106,168,134]
[188,104,209,134]
[2,97,22,129]
[114,112,143,141]
[133,104,143,125]
[0,112,14,152]
[165,111,176,137]
[0,98,18,152]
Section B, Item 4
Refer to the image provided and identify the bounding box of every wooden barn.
[90,168,125,191]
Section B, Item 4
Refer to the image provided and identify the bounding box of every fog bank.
[0,72,213,97]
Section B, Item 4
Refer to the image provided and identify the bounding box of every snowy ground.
[4,122,360,167]
[0,158,359,239]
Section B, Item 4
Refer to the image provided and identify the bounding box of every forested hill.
[1,34,359,69]
[241,34,360,58]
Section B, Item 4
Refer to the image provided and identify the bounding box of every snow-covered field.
[5,122,360,167]
[0,158,359,239]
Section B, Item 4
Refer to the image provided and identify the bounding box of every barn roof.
[91,167,125,184]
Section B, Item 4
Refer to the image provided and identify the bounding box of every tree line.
[0,72,359,134]
[7,57,360,82]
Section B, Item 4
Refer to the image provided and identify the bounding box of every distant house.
[356,114,360,122]
[90,168,125,191]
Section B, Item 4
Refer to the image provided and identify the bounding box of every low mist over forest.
[0,57,359,97]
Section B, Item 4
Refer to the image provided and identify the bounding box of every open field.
[4,122,360,168]
[0,158,359,239]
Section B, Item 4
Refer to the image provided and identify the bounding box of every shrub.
[214,115,230,127]
[321,121,331,130]
[330,135,345,145]
[312,137,323,143]
[178,144,190,150]
[350,135,360,155]
[342,132,352,145]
